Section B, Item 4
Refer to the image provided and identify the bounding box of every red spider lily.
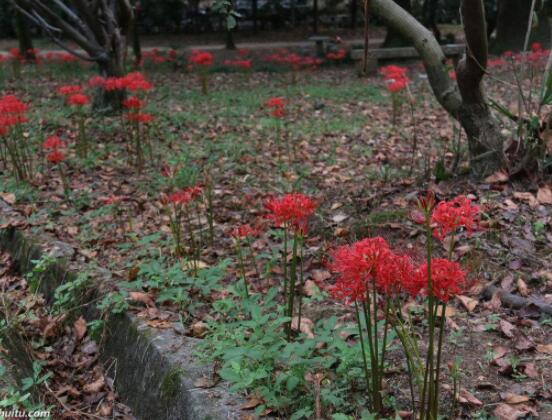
[189,50,214,66]
[265,97,286,118]
[238,49,249,57]
[103,77,127,91]
[88,76,106,88]
[265,193,316,234]
[430,195,481,241]
[375,252,416,296]
[99,194,126,205]
[326,49,347,60]
[127,112,154,123]
[532,42,543,52]
[448,70,457,80]
[380,65,410,93]
[231,224,260,239]
[223,59,253,70]
[124,71,153,91]
[46,149,65,164]
[328,237,390,303]
[123,96,145,110]
[168,185,203,206]
[67,93,89,106]
[0,95,28,130]
[42,135,66,150]
[414,258,466,303]
[57,85,82,96]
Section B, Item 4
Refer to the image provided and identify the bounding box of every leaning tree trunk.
[13,9,35,61]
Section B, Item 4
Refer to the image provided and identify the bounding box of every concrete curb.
[0,201,246,420]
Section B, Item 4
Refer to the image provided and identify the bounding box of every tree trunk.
[14,9,35,61]
[458,105,505,177]
[351,0,357,29]
[225,29,236,49]
[313,0,319,34]
[422,0,441,42]
[493,0,532,52]
[252,0,258,32]
[382,0,412,47]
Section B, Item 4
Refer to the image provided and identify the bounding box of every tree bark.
[382,0,412,47]
[13,9,35,61]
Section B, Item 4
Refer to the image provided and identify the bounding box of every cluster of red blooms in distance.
[264,193,316,234]
[231,224,261,239]
[0,95,28,136]
[127,113,154,123]
[67,93,89,107]
[91,72,153,92]
[380,65,410,93]
[189,50,214,66]
[168,185,203,206]
[265,50,322,70]
[223,59,253,70]
[326,49,347,61]
[140,48,178,65]
[57,85,82,96]
[123,96,145,110]
[265,97,286,118]
[42,135,66,164]
[430,195,481,241]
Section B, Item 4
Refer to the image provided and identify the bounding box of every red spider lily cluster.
[231,224,261,239]
[57,85,90,107]
[223,59,253,70]
[264,193,316,234]
[189,50,214,67]
[380,65,410,93]
[265,50,323,71]
[140,48,178,66]
[265,97,286,118]
[43,135,67,164]
[326,49,347,61]
[430,195,481,241]
[0,94,28,135]
[168,185,203,206]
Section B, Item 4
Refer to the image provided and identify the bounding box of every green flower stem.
[355,301,373,410]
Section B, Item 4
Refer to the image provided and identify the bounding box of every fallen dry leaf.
[83,376,105,394]
[536,343,552,354]
[0,192,16,205]
[190,321,208,338]
[291,316,315,338]
[516,278,529,297]
[501,392,530,404]
[240,396,263,410]
[499,319,517,338]
[457,388,483,406]
[493,403,534,420]
[537,185,552,205]
[456,295,478,312]
[485,170,509,183]
[128,291,155,307]
[512,192,538,207]
[73,316,87,341]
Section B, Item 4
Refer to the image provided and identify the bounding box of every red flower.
[47,149,65,164]
[103,77,127,91]
[123,96,145,109]
[127,112,154,123]
[329,237,390,303]
[431,195,480,241]
[88,76,106,88]
[531,42,542,52]
[57,85,82,96]
[231,224,260,239]
[224,59,253,70]
[414,258,466,302]
[43,135,65,150]
[67,93,89,106]
[168,185,203,205]
[265,97,286,118]
[189,50,214,66]
[375,252,415,296]
[124,71,153,91]
[326,49,347,60]
[265,193,316,233]
[0,95,28,131]
[380,65,410,92]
